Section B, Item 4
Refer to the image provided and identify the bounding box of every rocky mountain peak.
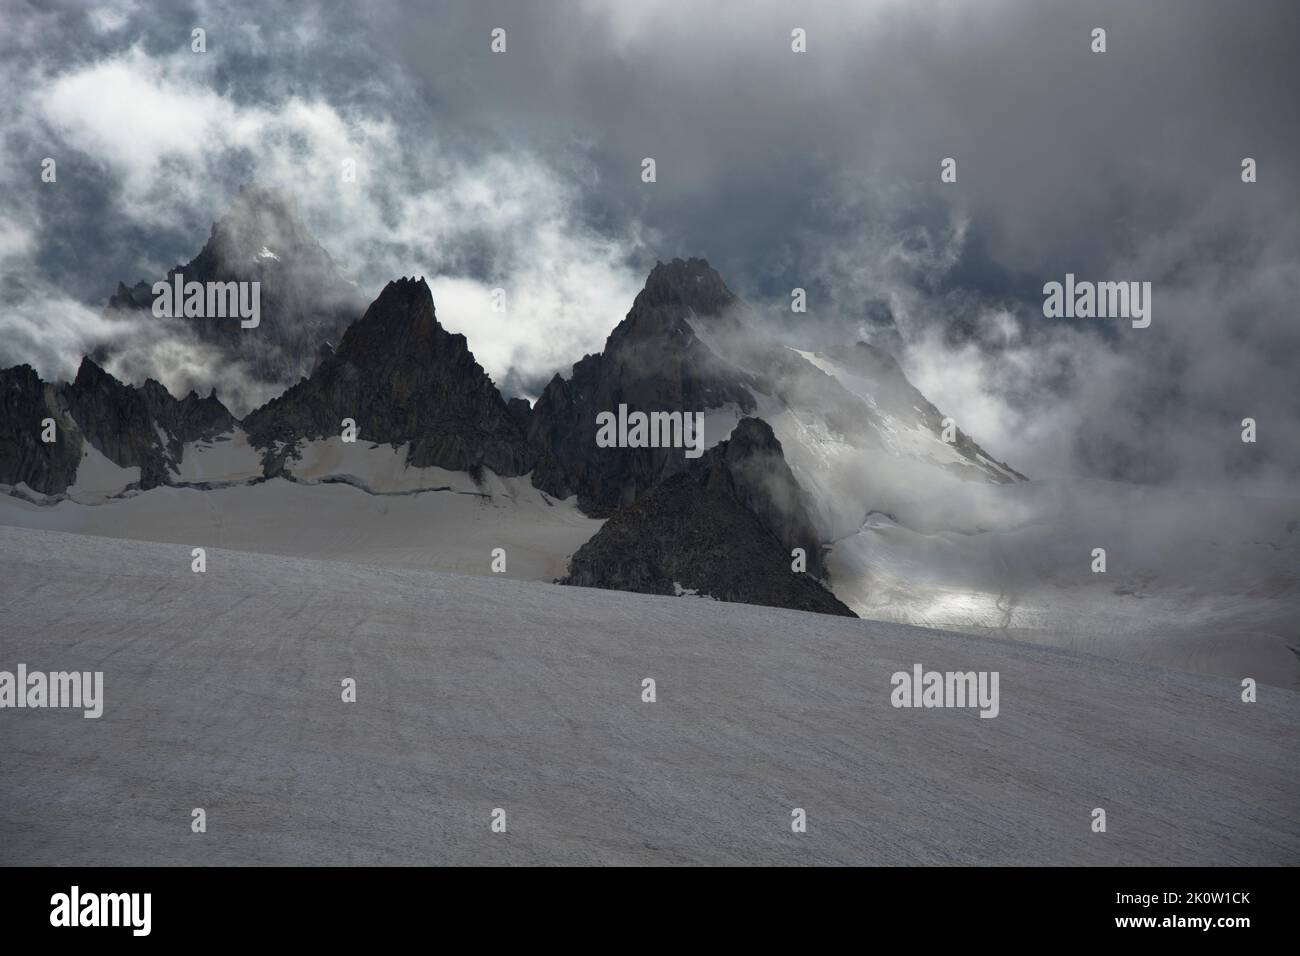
[60,357,236,489]
[72,355,112,389]
[691,416,828,579]
[603,257,740,355]
[560,470,855,617]
[637,257,736,314]
[334,277,438,359]
[103,185,366,411]
[530,260,757,510]
[241,279,531,476]
[708,415,782,458]
[193,184,329,279]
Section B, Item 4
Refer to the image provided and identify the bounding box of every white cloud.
[3,38,647,405]
[87,3,137,35]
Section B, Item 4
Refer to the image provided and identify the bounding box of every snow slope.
[1,526,1296,866]
[827,479,1300,689]
[677,327,1300,689]
[0,474,599,583]
[173,429,263,485]
[65,441,141,502]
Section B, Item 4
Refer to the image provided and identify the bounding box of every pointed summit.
[104,184,366,410]
[561,471,855,616]
[198,184,329,277]
[636,257,736,315]
[242,278,531,477]
[529,258,756,512]
[335,277,437,355]
[689,416,828,578]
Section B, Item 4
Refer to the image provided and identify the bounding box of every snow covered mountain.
[0,357,235,499]
[2,203,1296,687]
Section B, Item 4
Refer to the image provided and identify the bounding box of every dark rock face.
[106,185,364,407]
[528,258,756,513]
[242,277,531,475]
[690,416,828,578]
[61,358,236,489]
[560,472,856,617]
[0,359,237,493]
[309,341,336,377]
[0,365,82,495]
[506,397,532,436]
[61,359,171,488]
[139,379,238,462]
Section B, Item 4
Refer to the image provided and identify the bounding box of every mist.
[1,0,1296,488]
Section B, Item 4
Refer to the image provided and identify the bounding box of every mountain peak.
[203,185,324,275]
[712,415,783,457]
[334,276,438,360]
[637,257,735,315]
[560,471,854,616]
[692,416,826,578]
[374,275,432,304]
[102,183,366,412]
[73,355,115,388]
[242,275,530,477]
[528,258,757,510]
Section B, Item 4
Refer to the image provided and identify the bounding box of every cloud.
[0,0,1296,487]
[0,18,648,411]
[86,2,137,36]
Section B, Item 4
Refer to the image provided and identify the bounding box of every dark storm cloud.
[1,0,1297,485]
[359,0,1297,274]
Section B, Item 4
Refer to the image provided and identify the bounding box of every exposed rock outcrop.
[0,365,82,495]
[561,472,855,617]
[62,358,236,489]
[242,277,531,475]
[690,416,828,578]
[1,358,237,494]
[528,258,757,513]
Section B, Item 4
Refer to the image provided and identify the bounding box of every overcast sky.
[1,0,1296,489]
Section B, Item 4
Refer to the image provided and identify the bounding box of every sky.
[1,0,1297,490]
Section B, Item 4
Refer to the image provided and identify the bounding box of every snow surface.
[686,323,1013,543]
[827,479,1300,689]
[174,429,263,485]
[5,332,1296,694]
[0,475,599,584]
[677,339,1300,690]
[286,437,484,493]
[66,441,140,502]
[804,349,1020,483]
[0,525,1295,865]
